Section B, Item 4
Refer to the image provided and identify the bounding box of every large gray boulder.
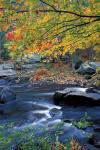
[53,87,100,106]
[77,62,100,75]
[77,62,95,75]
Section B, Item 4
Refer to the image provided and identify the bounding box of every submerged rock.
[53,87,100,106]
[0,100,49,114]
[0,86,16,103]
[49,108,62,119]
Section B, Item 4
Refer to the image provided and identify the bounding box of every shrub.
[72,113,93,129]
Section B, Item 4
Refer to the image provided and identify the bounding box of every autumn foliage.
[5,31,15,41]
[6,30,22,41]
[0,0,99,60]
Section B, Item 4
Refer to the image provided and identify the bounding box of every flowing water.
[0,79,100,149]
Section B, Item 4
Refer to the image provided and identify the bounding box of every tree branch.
[53,18,99,37]
[40,17,80,38]
[39,0,57,11]
[37,9,100,18]
[0,7,100,19]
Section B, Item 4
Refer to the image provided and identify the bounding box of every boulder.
[77,62,100,75]
[0,69,16,77]
[28,54,41,64]
[53,87,100,106]
[0,86,16,103]
[77,62,95,75]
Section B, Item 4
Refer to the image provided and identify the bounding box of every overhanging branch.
[37,9,100,18]
[0,7,100,19]
[53,18,99,37]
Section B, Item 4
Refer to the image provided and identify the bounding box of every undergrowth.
[0,123,87,150]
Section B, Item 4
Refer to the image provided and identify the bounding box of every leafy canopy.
[0,0,100,59]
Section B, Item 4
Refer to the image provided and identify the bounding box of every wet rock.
[49,108,62,118]
[0,86,16,103]
[89,133,100,148]
[53,87,100,106]
[0,100,49,114]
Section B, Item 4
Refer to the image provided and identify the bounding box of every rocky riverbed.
[0,76,100,150]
